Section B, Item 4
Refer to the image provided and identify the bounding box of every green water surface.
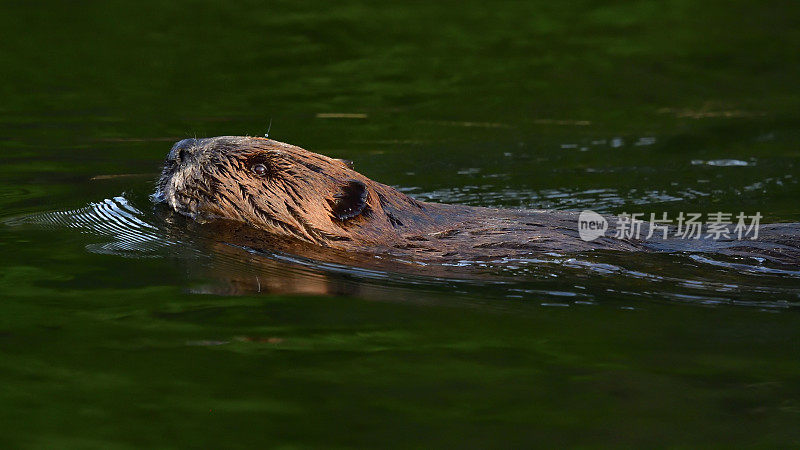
[2,1,800,448]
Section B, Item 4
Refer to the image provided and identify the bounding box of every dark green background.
[1,1,800,447]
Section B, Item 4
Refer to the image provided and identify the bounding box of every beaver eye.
[251,163,269,177]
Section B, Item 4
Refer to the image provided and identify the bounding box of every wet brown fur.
[155,136,800,265]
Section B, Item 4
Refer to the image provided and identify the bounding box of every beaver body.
[154,136,800,265]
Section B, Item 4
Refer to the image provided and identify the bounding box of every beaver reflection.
[156,210,461,297]
[192,242,362,297]
[185,240,480,306]
[154,136,800,267]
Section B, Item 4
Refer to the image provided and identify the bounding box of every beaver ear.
[330,179,368,220]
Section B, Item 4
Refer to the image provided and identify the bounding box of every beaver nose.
[169,138,202,164]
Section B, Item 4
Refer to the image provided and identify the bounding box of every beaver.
[154,136,800,266]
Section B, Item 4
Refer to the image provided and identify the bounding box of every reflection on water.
[9,195,799,310]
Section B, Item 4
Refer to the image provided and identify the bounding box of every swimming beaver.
[154,136,800,265]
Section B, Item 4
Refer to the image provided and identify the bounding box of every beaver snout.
[168,138,205,165]
[153,138,210,207]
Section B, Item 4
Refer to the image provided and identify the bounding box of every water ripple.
[5,195,799,309]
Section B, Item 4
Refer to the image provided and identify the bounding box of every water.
[2,1,800,447]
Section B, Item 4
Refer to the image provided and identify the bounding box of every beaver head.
[153,136,437,247]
